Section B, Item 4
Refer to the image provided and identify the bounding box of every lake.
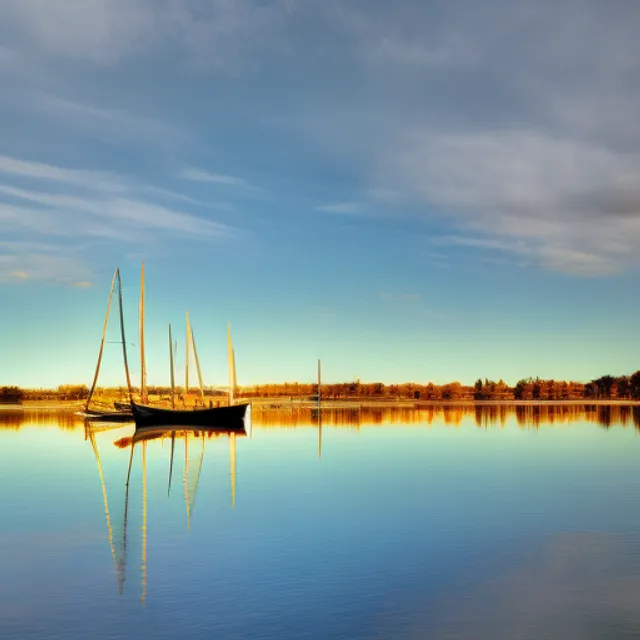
[2,403,640,639]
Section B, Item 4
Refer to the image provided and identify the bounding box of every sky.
[1,0,640,388]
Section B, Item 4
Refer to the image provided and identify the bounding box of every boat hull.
[80,409,133,422]
[131,401,250,430]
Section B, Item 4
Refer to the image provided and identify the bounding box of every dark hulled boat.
[131,401,250,430]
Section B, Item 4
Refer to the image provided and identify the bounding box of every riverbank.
[4,398,640,413]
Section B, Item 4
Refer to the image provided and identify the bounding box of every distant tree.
[0,386,24,404]
[474,379,485,400]
[630,371,640,399]
[532,378,541,400]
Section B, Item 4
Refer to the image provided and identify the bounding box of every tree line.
[4,371,640,403]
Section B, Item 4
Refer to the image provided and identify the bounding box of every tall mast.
[227,323,236,406]
[190,322,205,399]
[139,261,147,404]
[185,312,190,396]
[117,269,133,403]
[86,269,118,411]
[317,358,322,404]
[168,324,175,409]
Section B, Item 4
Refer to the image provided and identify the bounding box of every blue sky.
[1,0,640,388]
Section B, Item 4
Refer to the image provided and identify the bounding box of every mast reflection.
[87,422,248,604]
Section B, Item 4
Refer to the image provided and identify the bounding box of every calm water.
[2,404,640,639]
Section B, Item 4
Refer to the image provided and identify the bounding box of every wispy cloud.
[0,154,120,190]
[0,241,91,285]
[2,0,640,282]
[0,0,298,69]
[377,130,640,275]
[0,155,235,283]
[32,95,185,146]
[0,181,230,239]
[181,167,261,192]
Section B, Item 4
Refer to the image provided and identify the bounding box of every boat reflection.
[86,422,247,604]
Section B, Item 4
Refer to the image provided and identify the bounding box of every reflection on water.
[3,404,640,639]
[85,423,242,605]
[254,403,640,430]
[3,403,640,432]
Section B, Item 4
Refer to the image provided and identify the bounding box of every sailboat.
[131,299,250,429]
[130,270,250,431]
[81,268,134,422]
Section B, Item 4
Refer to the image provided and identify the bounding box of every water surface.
[2,404,640,639]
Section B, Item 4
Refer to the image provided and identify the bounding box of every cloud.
[1,0,640,280]
[0,0,299,69]
[377,129,640,275]
[73,281,92,288]
[0,155,235,283]
[317,201,364,215]
[181,167,260,192]
[32,95,184,146]
[0,241,91,285]
[0,154,120,191]
[0,181,231,240]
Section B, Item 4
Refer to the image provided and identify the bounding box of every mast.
[117,269,133,403]
[185,312,190,397]
[86,269,118,411]
[168,324,175,409]
[317,358,322,403]
[139,261,147,404]
[227,323,236,406]
[190,322,205,399]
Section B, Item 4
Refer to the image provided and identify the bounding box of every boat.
[131,295,251,429]
[131,401,249,429]
[79,268,134,422]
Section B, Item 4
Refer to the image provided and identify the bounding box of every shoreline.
[2,398,640,412]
